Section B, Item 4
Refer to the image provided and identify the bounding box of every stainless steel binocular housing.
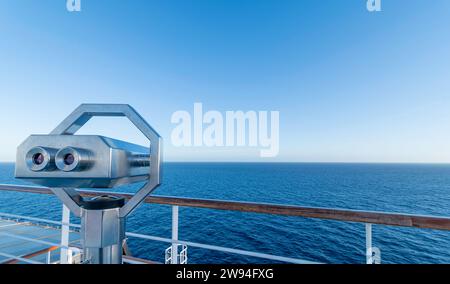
[16,135,150,188]
[14,104,162,190]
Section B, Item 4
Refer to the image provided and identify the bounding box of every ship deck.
[0,218,80,264]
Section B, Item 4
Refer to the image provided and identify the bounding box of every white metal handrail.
[0,212,318,264]
[0,212,81,228]
[127,231,318,264]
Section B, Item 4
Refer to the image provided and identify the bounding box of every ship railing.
[1,184,450,264]
[0,211,315,264]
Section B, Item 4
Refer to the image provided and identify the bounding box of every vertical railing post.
[366,223,373,264]
[171,205,179,264]
[365,223,381,264]
[47,250,52,264]
[60,204,70,264]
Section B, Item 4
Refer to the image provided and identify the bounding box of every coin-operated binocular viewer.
[15,104,162,264]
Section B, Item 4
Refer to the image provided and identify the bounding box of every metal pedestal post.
[81,207,125,264]
[52,188,127,264]
[79,195,126,264]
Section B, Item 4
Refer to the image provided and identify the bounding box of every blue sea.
[1,162,450,264]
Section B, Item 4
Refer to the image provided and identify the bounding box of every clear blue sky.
[1,0,450,162]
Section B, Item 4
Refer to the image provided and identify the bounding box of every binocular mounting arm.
[49,104,162,218]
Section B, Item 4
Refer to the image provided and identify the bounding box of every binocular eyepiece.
[26,146,91,172]
[55,147,91,172]
[26,147,57,172]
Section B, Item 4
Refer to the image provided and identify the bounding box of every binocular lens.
[63,153,75,166]
[26,147,56,171]
[56,147,90,171]
[32,153,45,165]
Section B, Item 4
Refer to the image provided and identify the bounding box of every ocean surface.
[1,162,450,264]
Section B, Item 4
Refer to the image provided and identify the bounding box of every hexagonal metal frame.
[50,104,162,217]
